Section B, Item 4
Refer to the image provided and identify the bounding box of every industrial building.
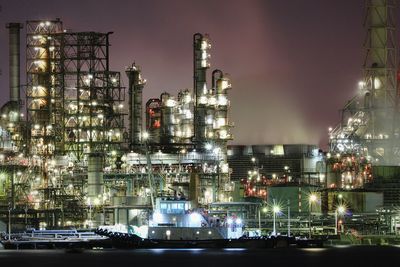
[0,19,234,229]
[0,0,399,238]
[328,0,400,210]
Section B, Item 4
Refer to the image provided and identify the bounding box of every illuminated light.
[196,231,200,235]
[205,143,212,150]
[45,21,51,26]
[213,147,220,155]
[337,205,346,215]
[309,193,317,203]
[219,79,231,90]
[221,163,229,173]
[184,94,191,103]
[97,114,104,119]
[111,150,117,156]
[142,132,149,140]
[185,110,192,119]
[199,96,208,105]
[34,60,45,65]
[92,101,97,106]
[166,230,171,236]
[39,22,45,27]
[251,157,256,162]
[374,77,382,89]
[216,117,226,128]
[262,207,268,213]
[206,118,213,124]
[236,218,242,225]
[34,124,40,130]
[189,212,202,226]
[49,46,55,51]
[219,129,228,139]
[118,104,124,109]
[273,205,281,214]
[208,96,217,106]
[217,95,228,106]
[208,231,212,235]
[201,51,208,60]
[111,78,117,83]
[165,99,176,107]
[358,81,365,89]
[200,40,209,50]
[93,198,101,206]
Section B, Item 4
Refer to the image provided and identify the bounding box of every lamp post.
[258,206,261,233]
[272,201,280,236]
[335,205,346,235]
[308,193,317,239]
[8,202,12,241]
[287,199,290,237]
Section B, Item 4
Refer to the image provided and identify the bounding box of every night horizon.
[0,0,383,149]
[1,1,400,263]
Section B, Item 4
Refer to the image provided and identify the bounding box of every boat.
[0,229,111,249]
[94,197,324,249]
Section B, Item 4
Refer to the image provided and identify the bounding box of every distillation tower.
[0,20,234,229]
[329,0,399,189]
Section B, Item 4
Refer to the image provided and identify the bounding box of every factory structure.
[0,19,233,229]
[1,0,400,237]
[327,0,400,208]
[226,0,400,235]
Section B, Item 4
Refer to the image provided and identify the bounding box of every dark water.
[0,246,399,267]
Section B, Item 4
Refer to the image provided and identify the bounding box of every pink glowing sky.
[0,0,383,149]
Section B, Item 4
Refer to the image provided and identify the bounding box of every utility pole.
[287,199,290,237]
[8,202,12,240]
[258,206,261,234]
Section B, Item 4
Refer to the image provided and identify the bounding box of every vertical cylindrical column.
[87,154,104,199]
[6,23,22,104]
[161,92,176,144]
[193,33,210,147]
[126,63,145,146]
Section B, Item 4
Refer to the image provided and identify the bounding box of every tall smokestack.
[126,63,146,147]
[6,23,22,104]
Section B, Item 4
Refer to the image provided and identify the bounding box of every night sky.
[0,0,380,149]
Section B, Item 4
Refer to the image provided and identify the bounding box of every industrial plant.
[0,19,233,229]
[1,0,400,244]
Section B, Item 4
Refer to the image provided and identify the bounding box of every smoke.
[230,75,320,146]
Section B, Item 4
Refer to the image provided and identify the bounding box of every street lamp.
[258,206,268,235]
[308,193,318,239]
[272,203,280,236]
[335,205,346,235]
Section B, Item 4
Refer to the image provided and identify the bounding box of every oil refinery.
[0,19,233,229]
[1,0,400,245]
